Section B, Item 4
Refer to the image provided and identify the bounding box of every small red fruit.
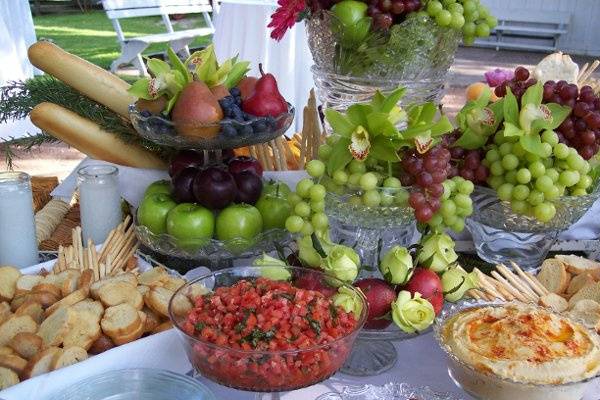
[354,278,396,329]
[294,271,337,298]
[403,268,444,315]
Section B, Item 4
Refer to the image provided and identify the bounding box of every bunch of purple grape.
[367,0,422,30]
[544,81,600,160]
[494,66,537,102]
[400,145,450,223]
[443,132,489,184]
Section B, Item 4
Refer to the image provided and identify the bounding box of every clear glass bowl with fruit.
[129,103,294,150]
[467,183,600,271]
[128,46,294,150]
[136,152,293,265]
[169,266,367,398]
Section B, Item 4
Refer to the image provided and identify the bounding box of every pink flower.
[268,0,307,41]
[484,68,514,87]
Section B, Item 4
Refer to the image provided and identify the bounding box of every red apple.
[171,167,198,203]
[233,170,263,205]
[354,278,396,329]
[228,156,263,177]
[193,166,237,209]
[403,268,444,315]
[169,150,205,177]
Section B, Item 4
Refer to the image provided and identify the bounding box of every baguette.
[141,308,161,334]
[8,333,43,360]
[62,309,101,351]
[28,41,135,118]
[0,267,22,302]
[30,103,167,170]
[101,304,142,340]
[567,273,595,296]
[152,321,173,334]
[0,347,15,356]
[538,293,569,313]
[138,267,169,287]
[0,315,38,347]
[44,288,89,318]
[15,301,43,324]
[537,259,570,294]
[15,275,43,296]
[0,354,27,376]
[0,366,19,389]
[38,307,73,347]
[88,334,115,355]
[51,346,88,370]
[0,302,11,325]
[70,299,104,322]
[97,281,143,310]
[90,273,138,299]
[22,347,61,379]
[31,283,62,300]
[556,254,600,279]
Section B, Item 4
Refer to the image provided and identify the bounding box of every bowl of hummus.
[434,301,600,400]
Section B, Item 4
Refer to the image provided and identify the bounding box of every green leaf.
[379,87,406,114]
[347,104,370,127]
[503,122,524,137]
[503,88,519,126]
[127,78,153,100]
[369,136,400,162]
[489,98,505,130]
[164,92,180,114]
[326,137,353,175]
[325,109,355,137]
[453,129,487,149]
[430,115,453,136]
[407,104,423,125]
[223,61,250,89]
[146,58,171,77]
[419,102,437,123]
[521,82,543,107]
[367,112,398,137]
[370,91,386,111]
[473,86,491,108]
[400,122,435,139]
[546,103,572,130]
[167,47,191,84]
[520,134,546,157]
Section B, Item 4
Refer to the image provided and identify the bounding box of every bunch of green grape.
[426,176,474,232]
[424,0,497,44]
[284,160,330,237]
[485,130,593,223]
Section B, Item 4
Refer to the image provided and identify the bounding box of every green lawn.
[33,10,212,70]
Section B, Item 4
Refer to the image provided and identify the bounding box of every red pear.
[237,76,258,101]
[242,64,288,117]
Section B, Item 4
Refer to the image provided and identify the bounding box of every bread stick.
[28,41,135,118]
[30,103,167,170]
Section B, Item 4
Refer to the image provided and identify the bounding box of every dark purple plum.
[169,150,205,177]
[227,156,263,177]
[193,166,237,209]
[232,170,263,205]
[171,167,198,203]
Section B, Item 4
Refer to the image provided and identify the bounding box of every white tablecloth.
[213,1,315,134]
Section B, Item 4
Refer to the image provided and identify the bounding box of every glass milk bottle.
[77,165,122,244]
[0,172,39,268]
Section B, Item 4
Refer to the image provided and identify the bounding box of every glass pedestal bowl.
[307,11,461,114]
[325,188,424,376]
[467,185,600,271]
[129,105,294,150]
[169,266,367,400]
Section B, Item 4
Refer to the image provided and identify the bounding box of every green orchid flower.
[187,45,250,89]
[453,86,504,150]
[501,83,571,157]
[398,102,454,154]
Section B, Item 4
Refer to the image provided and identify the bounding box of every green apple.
[166,203,215,250]
[144,179,172,197]
[261,180,291,199]
[255,194,292,230]
[216,204,263,241]
[137,193,177,235]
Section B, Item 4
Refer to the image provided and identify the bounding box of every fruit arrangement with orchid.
[269,0,497,76]
[448,53,600,223]
[128,45,291,141]
[254,230,477,334]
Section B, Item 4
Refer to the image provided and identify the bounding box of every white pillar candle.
[0,172,38,268]
[77,165,122,245]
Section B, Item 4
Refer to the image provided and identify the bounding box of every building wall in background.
[482,0,600,56]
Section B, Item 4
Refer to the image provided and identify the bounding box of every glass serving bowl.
[433,300,600,400]
[135,223,291,266]
[316,382,464,400]
[46,368,216,400]
[169,266,368,399]
[467,184,600,270]
[129,105,294,150]
[324,185,423,376]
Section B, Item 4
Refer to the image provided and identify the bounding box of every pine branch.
[1,133,60,170]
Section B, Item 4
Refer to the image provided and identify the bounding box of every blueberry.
[266,116,276,130]
[237,125,253,136]
[234,96,242,106]
[242,112,254,121]
[221,124,237,137]
[140,110,152,118]
[219,96,234,108]
[230,87,241,97]
[232,107,244,122]
[253,120,267,133]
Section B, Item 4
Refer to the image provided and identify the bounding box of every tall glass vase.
[306,11,462,114]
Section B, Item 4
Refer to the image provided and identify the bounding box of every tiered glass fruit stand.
[129,105,295,269]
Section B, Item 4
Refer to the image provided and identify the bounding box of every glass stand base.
[341,340,397,376]
[255,393,283,400]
